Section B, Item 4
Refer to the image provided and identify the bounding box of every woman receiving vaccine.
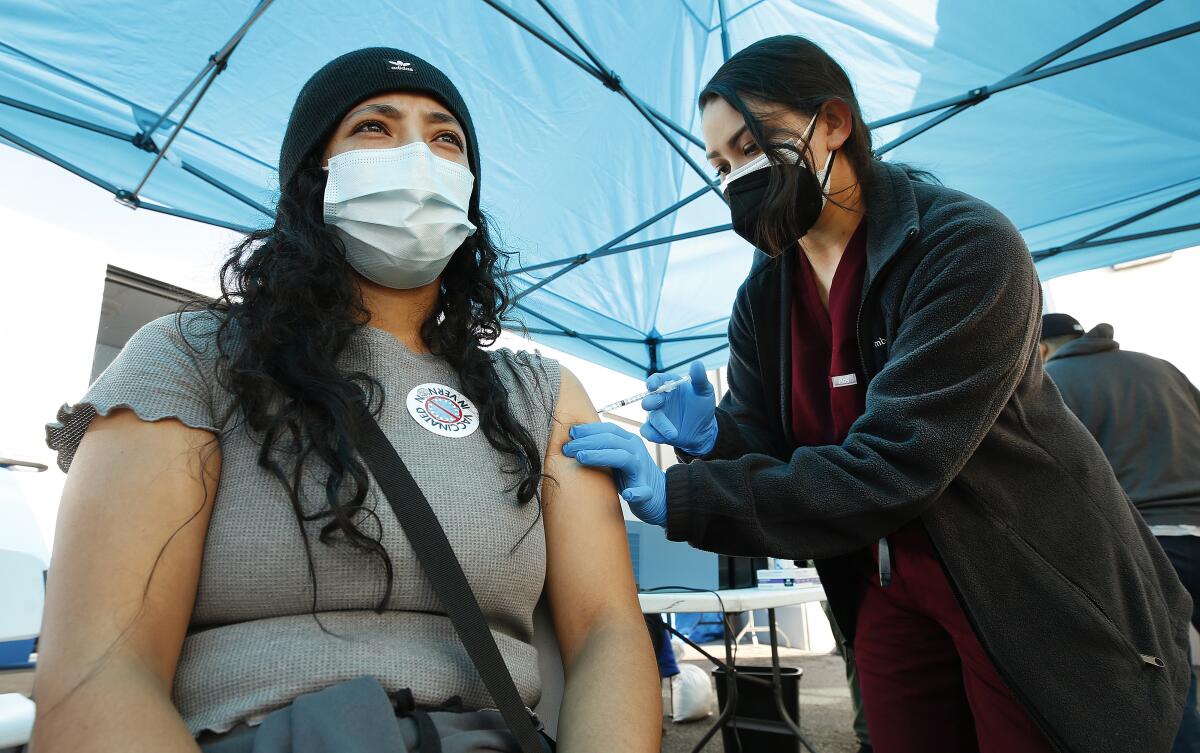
[566,35,1190,753]
[34,48,660,753]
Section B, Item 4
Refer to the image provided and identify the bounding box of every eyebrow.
[706,124,748,160]
[342,105,463,131]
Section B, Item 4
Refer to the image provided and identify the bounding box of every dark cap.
[1041,313,1085,340]
[277,47,479,213]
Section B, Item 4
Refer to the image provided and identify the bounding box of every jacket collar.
[862,160,921,285]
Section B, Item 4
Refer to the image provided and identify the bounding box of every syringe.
[597,375,691,414]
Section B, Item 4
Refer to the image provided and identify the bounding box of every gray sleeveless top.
[46,312,561,735]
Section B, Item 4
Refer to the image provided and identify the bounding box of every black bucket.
[712,664,803,753]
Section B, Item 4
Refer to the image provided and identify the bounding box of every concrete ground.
[661,646,861,753]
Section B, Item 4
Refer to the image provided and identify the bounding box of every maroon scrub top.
[790,222,868,446]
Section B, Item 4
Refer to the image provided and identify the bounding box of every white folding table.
[639,586,826,753]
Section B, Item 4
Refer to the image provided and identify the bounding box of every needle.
[597,375,691,414]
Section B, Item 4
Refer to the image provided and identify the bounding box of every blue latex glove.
[562,422,668,527]
[640,360,718,457]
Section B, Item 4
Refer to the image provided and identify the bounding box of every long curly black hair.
[191,148,546,613]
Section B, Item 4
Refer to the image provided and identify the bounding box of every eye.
[713,164,730,179]
[434,131,465,150]
[742,142,761,157]
[351,119,388,135]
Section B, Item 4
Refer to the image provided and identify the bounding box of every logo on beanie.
[388,60,414,72]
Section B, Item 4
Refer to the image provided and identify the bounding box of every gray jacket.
[667,161,1191,753]
[1046,324,1200,527]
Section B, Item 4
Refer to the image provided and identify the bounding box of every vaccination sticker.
[406,383,479,438]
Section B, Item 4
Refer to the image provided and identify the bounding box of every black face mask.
[724,149,836,253]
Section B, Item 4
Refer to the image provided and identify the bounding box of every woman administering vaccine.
[566,35,1190,753]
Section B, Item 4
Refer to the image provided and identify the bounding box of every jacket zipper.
[855,228,915,588]
[854,227,916,381]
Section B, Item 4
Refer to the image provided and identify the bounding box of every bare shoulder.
[553,366,598,427]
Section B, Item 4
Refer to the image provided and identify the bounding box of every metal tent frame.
[1,0,1197,374]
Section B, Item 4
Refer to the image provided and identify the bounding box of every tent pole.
[1070,185,1200,247]
[717,0,732,61]
[629,94,706,149]
[136,202,257,233]
[512,259,587,302]
[602,224,731,255]
[507,186,709,276]
[0,124,120,194]
[510,223,730,301]
[875,18,1198,155]
[478,3,704,149]
[179,162,273,217]
[1033,222,1200,262]
[514,304,648,372]
[662,342,729,373]
[118,0,275,207]
[1032,185,1200,261]
[623,89,722,195]
[533,0,613,80]
[0,93,274,218]
[871,0,1164,129]
[136,0,275,144]
[994,21,1200,94]
[476,0,608,84]
[0,94,133,141]
[530,0,721,196]
[523,328,646,343]
[118,66,224,207]
[658,333,729,343]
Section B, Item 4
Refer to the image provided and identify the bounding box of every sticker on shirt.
[406,383,479,438]
[831,373,858,388]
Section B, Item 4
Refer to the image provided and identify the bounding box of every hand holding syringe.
[597,375,692,414]
[595,362,719,457]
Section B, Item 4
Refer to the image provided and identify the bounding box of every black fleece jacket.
[667,161,1191,753]
[1045,324,1200,527]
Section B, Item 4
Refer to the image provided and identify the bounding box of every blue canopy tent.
[1,0,1197,377]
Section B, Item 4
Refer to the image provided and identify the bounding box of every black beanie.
[1040,312,1085,340]
[277,47,480,213]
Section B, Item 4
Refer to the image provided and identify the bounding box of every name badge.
[831,373,858,388]
[406,383,480,438]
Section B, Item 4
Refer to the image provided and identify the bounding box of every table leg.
[768,608,822,753]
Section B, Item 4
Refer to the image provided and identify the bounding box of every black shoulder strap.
[352,402,546,753]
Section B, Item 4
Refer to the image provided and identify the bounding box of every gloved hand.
[563,422,668,527]
[640,360,718,457]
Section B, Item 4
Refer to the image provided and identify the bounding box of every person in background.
[1041,312,1200,753]
[819,599,871,752]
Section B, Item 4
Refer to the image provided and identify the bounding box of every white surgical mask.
[323,142,477,289]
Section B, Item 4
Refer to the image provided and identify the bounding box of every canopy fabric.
[1,0,1197,377]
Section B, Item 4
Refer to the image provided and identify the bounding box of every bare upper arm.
[541,367,644,668]
[35,409,219,713]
